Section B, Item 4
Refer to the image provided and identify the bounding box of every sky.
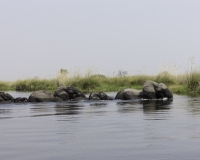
[1,0,200,81]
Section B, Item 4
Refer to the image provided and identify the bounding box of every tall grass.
[14,79,57,91]
[1,66,200,94]
[0,81,14,91]
[184,58,200,92]
[185,68,200,92]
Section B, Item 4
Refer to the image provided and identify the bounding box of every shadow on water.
[55,103,84,115]
[142,99,173,114]
[30,101,85,117]
[187,96,200,115]
[0,107,12,119]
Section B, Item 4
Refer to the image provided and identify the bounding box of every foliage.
[155,71,176,85]
[185,69,200,92]
[14,79,57,91]
[1,66,200,94]
[185,58,200,92]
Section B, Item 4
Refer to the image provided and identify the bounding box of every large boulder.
[29,90,62,102]
[89,92,113,100]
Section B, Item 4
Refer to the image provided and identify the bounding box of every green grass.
[13,79,57,91]
[1,69,200,94]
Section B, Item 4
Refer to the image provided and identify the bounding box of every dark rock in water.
[0,92,14,102]
[29,90,62,102]
[89,92,113,100]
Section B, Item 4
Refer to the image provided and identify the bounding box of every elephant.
[28,86,87,102]
[115,80,173,100]
[89,92,113,100]
[54,86,87,101]
[115,88,149,100]
[54,86,70,101]
[0,92,29,103]
[143,80,173,99]
[0,92,14,102]
[28,90,62,102]
[13,97,28,103]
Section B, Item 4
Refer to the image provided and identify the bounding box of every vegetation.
[1,67,200,94]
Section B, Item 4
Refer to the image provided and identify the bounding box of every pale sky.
[1,0,200,81]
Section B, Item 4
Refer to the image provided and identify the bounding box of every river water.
[1,92,200,160]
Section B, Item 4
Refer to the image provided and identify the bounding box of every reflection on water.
[187,98,200,115]
[55,104,84,115]
[1,93,200,160]
[117,99,172,116]
[142,99,172,114]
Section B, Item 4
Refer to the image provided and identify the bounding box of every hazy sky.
[1,0,200,80]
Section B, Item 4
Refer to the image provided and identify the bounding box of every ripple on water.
[0,93,200,160]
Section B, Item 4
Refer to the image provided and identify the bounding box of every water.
[1,92,200,160]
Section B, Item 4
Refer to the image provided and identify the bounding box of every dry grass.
[1,65,200,93]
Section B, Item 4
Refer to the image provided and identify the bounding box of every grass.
[13,79,57,91]
[1,68,200,94]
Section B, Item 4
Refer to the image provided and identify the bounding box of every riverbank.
[0,70,199,94]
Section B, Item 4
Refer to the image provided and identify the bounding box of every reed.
[185,58,200,92]
[0,81,14,91]
[185,69,200,92]
[1,66,200,94]
[14,79,57,91]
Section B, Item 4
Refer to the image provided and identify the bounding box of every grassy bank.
[1,70,200,94]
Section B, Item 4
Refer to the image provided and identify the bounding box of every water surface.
[0,92,200,160]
